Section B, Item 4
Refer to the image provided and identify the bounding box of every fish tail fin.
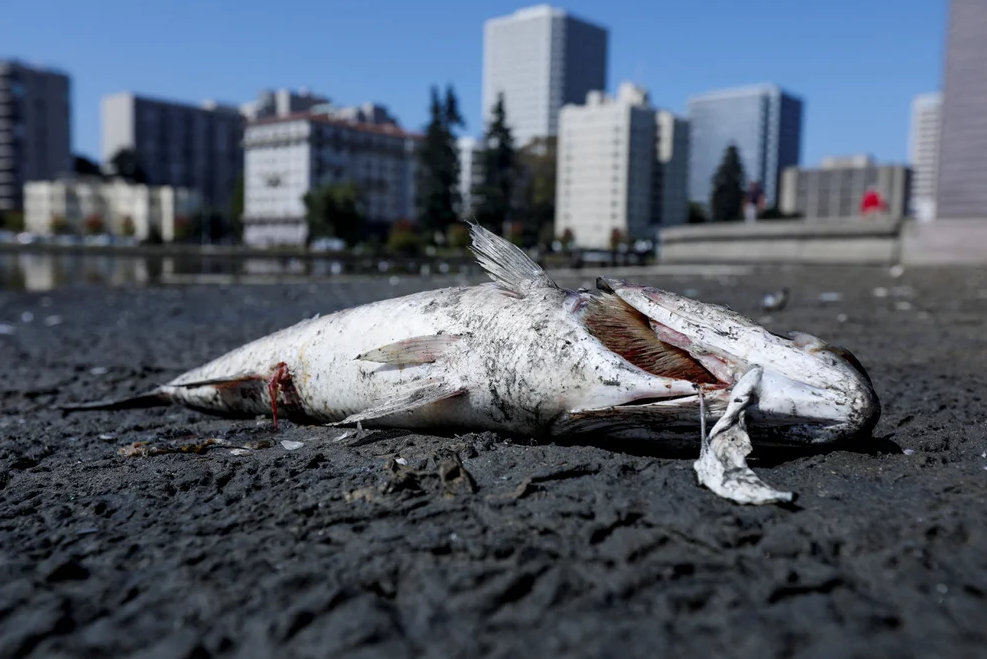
[58,389,172,412]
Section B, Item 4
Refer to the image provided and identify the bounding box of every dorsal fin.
[467,221,557,296]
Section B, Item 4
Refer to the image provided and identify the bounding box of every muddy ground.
[0,265,985,658]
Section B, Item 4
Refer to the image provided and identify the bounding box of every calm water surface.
[0,251,482,291]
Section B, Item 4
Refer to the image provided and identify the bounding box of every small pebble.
[836,313,848,323]
[394,457,408,466]
[0,323,15,335]
[44,315,64,326]
[98,433,117,441]
[895,301,913,311]
[90,367,108,376]
[21,311,34,323]
[281,440,304,451]
[903,448,915,455]
[818,292,843,303]
[872,287,889,298]
[229,448,252,456]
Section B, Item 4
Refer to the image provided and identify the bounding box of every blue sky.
[2,0,946,164]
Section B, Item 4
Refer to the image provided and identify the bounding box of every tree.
[229,174,245,241]
[73,155,103,178]
[709,145,745,222]
[687,202,708,224]
[0,210,24,232]
[303,181,365,246]
[190,208,225,243]
[110,148,148,184]
[83,213,105,235]
[516,136,556,247]
[386,219,423,255]
[415,85,464,236]
[50,215,72,235]
[446,223,470,249]
[474,93,516,232]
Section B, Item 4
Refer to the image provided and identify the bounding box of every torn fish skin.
[62,222,880,452]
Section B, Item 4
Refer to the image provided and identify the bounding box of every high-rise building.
[0,60,71,212]
[653,111,690,227]
[456,136,483,219]
[555,83,657,249]
[242,113,420,246]
[101,92,244,213]
[909,93,942,222]
[779,155,911,220]
[482,4,608,148]
[687,83,803,210]
[936,0,987,219]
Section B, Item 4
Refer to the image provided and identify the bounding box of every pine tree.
[710,145,746,222]
[474,93,516,232]
[415,85,464,236]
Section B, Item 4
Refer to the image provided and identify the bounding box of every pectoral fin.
[694,366,795,506]
[330,379,467,426]
[355,335,462,365]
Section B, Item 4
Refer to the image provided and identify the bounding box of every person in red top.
[860,188,888,216]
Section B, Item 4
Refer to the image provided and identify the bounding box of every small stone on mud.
[281,440,304,451]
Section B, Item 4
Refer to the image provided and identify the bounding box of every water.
[0,251,480,292]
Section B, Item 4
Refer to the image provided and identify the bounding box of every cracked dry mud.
[1,266,985,658]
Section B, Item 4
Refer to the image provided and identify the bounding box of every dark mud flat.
[1,266,985,659]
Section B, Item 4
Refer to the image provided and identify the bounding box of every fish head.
[595,278,881,445]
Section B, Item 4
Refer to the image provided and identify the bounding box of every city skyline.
[1,0,946,166]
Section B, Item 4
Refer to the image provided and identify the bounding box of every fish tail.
[57,389,172,412]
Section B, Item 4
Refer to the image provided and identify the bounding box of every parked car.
[310,237,346,252]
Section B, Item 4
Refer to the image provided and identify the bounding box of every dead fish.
[61,223,881,505]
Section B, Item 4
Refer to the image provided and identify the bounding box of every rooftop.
[687,83,802,105]
[249,112,423,139]
[485,4,607,30]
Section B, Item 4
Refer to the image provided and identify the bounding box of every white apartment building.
[482,5,608,148]
[101,92,244,212]
[240,88,330,121]
[0,60,72,212]
[654,111,690,227]
[24,176,201,241]
[242,114,420,246]
[779,155,911,220]
[555,83,657,249]
[456,136,483,218]
[909,92,942,222]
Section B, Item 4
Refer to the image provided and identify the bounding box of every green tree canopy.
[710,145,745,222]
[73,154,103,178]
[516,135,556,247]
[110,148,148,184]
[415,85,464,236]
[303,181,365,246]
[473,93,516,232]
[229,174,245,242]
